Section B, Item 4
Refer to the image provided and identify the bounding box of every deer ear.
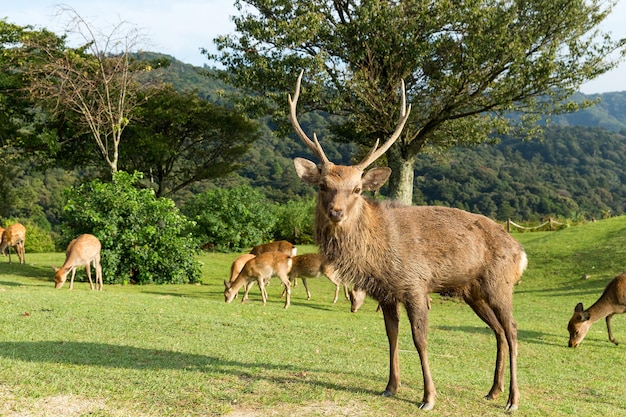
[362,167,392,191]
[293,158,320,185]
[574,303,584,313]
[581,311,591,321]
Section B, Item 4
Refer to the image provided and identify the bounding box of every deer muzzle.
[329,208,344,223]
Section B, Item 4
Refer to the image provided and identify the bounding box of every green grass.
[2,219,626,416]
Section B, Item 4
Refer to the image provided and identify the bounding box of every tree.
[22,6,160,176]
[120,85,260,197]
[209,0,626,204]
[181,186,278,252]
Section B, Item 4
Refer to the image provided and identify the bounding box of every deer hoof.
[418,402,434,411]
[381,390,394,398]
[505,403,518,412]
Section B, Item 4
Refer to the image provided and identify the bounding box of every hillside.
[147,55,626,221]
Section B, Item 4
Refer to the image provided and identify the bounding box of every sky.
[3,0,626,94]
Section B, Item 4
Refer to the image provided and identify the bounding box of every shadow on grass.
[0,340,389,400]
[435,324,563,348]
[0,261,54,286]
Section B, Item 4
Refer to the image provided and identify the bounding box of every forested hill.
[155,55,626,222]
[551,91,626,132]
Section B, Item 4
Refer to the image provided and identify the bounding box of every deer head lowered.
[289,70,527,411]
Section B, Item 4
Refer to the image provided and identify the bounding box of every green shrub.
[62,171,201,284]
[273,197,315,244]
[182,185,278,252]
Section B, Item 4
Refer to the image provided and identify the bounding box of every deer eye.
[353,187,361,194]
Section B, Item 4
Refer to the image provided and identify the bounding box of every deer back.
[239,252,293,281]
[60,234,101,269]
[289,253,324,279]
[250,240,297,257]
[229,254,256,282]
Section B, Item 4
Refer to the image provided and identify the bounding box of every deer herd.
[2,71,626,412]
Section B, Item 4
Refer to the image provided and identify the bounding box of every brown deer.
[228,253,257,301]
[0,223,26,264]
[53,234,103,290]
[250,240,297,257]
[224,251,293,308]
[282,253,349,303]
[568,272,626,348]
[288,71,527,411]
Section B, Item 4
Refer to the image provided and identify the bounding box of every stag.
[288,71,527,411]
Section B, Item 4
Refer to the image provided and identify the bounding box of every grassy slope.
[1,218,626,416]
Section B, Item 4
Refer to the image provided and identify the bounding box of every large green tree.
[209,0,626,203]
[120,85,261,197]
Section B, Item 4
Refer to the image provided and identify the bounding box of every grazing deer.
[250,240,297,257]
[228,253,257,301]
[282,253,349,303]
[288,71,527,411]
[0,223,26,264]
[53,234,103,290]
[224,252,293,308]
[568,272,626,347]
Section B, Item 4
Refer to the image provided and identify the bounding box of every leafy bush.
[182,185,278,252]
[272,197,316,244]
[62,171,201,284]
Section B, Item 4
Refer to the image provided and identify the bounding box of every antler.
[289,70,411,169]
[288,70,330,164]
[354,80,411,171]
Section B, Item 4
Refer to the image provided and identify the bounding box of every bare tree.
[25,6,151,176]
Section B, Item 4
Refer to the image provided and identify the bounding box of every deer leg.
[606,314,619,345]
[405,296,436,410]
[242,281,254,302]
[332,284,340,303]
[17,243,24,264]
[464,296,507,402]
[258,277,267,306]
[276,272,291,309]
[490,298,519,411]
[69,268,77,290]
[325,274,341,303]
[86,263,95,290]
[301,278,311,300]
[380,302,401,397]
[343,285,350,301]
[95,260,103,291]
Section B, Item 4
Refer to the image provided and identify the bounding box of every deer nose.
[329,208,344,222]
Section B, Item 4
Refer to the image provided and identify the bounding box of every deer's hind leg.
[465,289,519,411]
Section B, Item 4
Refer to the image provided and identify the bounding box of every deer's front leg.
[380,302,401,397]
[606,314,619,345]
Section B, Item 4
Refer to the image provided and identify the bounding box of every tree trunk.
[386,147,415,205]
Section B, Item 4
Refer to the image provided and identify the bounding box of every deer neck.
[585,297,615,323]
[316,199,398,301]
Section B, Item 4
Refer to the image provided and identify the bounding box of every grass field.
[2,216,626,416]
